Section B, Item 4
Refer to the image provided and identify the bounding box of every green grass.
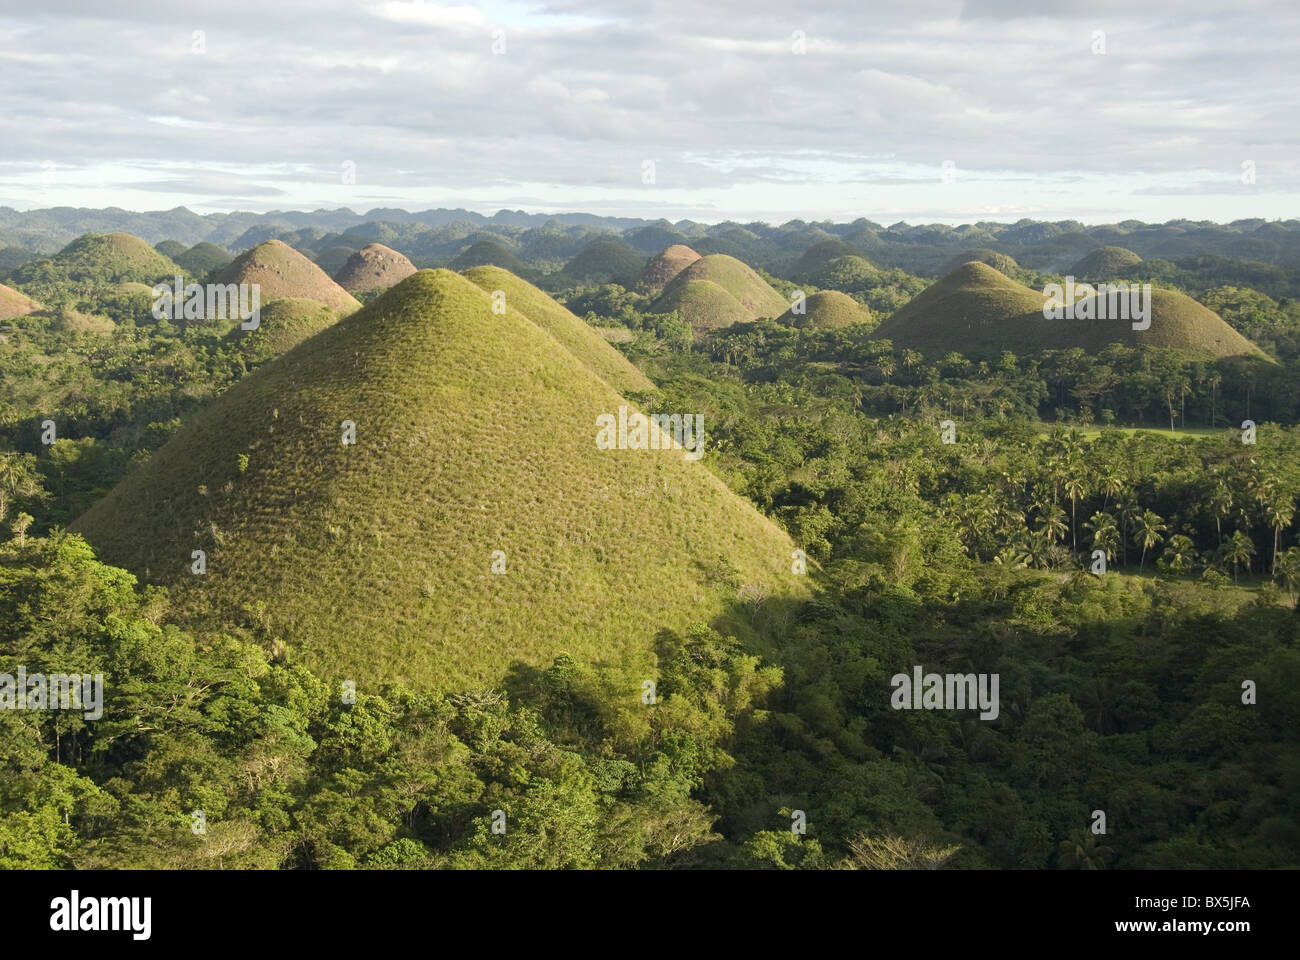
[12,232,182,293]
[778,290,872,330]
[449,239,526,274]
[461,265,656,394]
[1071,246,1142,279]
[73,269,806,690]
[215,240,361,314]
[228,297,339,362]
[941,248,1021,278]
[313,245,358,277]
[175,241,233,276]
[791,240,865,280]
[1031,422,1224,441]
[873,261,1267,361]
[652,254,790,335]
[560,240,644,286]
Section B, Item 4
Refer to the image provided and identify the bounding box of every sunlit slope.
[75,270,804,689]
[462,264,655,393]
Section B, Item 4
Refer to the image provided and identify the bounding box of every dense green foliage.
[2,229,1297,870]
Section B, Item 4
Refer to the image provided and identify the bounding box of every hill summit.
[333,243,417,293]
[1071,246,1142,279]
[13,232,181,287]
[214,239,360,314]
[460,265,654,394]
[560,240,644,287]
[778,290,872,330]
[639,244,701,295]
[651,254,789,337]
[73,269,802,689]
[872,261,1264,360]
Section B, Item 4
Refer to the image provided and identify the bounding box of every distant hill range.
[4,208,1300,288]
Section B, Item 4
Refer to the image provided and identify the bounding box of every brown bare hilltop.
[639,244,701,295]
[214,239,360,314]
[0,282,42,320]
[333,243,418,294]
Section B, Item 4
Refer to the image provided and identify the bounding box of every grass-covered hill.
[448,238,527,274]
[651,254,789,336]
[873,261,1267,360]
[639,244,701,295]
[213,239,361,314]
[0,282,42,320]
[12,232,182,293]
[73,269,804,689]
[333,243,417,294]
[1071,245,1143,279]
[940,247,1022,278]
[777,290,872,330]
[559,239,645,287]
[227,297,339,363]
[174,241,233,277]
[313,245,359,277]
[461,265,655,394]
[154,239,187,260]
[790,239,865,280]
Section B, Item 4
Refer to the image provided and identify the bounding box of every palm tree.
[1036,504,1069,546]
[1131,509,1166,573]
[10,511,33,546]
[1210,480,1233,547]
[1276,546,1300,607]
[1161,534,1197,574]
[1116,501,1141,567]
[1058,830,1110,870]
[1063,471,1089,553]
[1084,511,1120,563]
[1265,493,1295,576]
[1225,530,1255,584]
[1097,466,1126,510]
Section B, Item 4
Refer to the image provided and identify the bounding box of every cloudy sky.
[0,0,1295,224]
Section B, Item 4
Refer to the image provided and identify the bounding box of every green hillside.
[154,240,188,260]
[175,241,233,276]
[639,244,701,295]
[449,239,526,274]
[778,290,872,330]
[0,282,42,320]
[652,254,789,336]
[228,297,339,363]
[941,248,1021,278]
[334,243,417,293]
[873,261,1267,360]
[1072,245,1142,279]
[791,239,865,279]
[313,245,358,277]
[73,269,804,689]
[560,240,644,286]
[13,232,182,289]
[214,239,361,315]
[461,265,655,394]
